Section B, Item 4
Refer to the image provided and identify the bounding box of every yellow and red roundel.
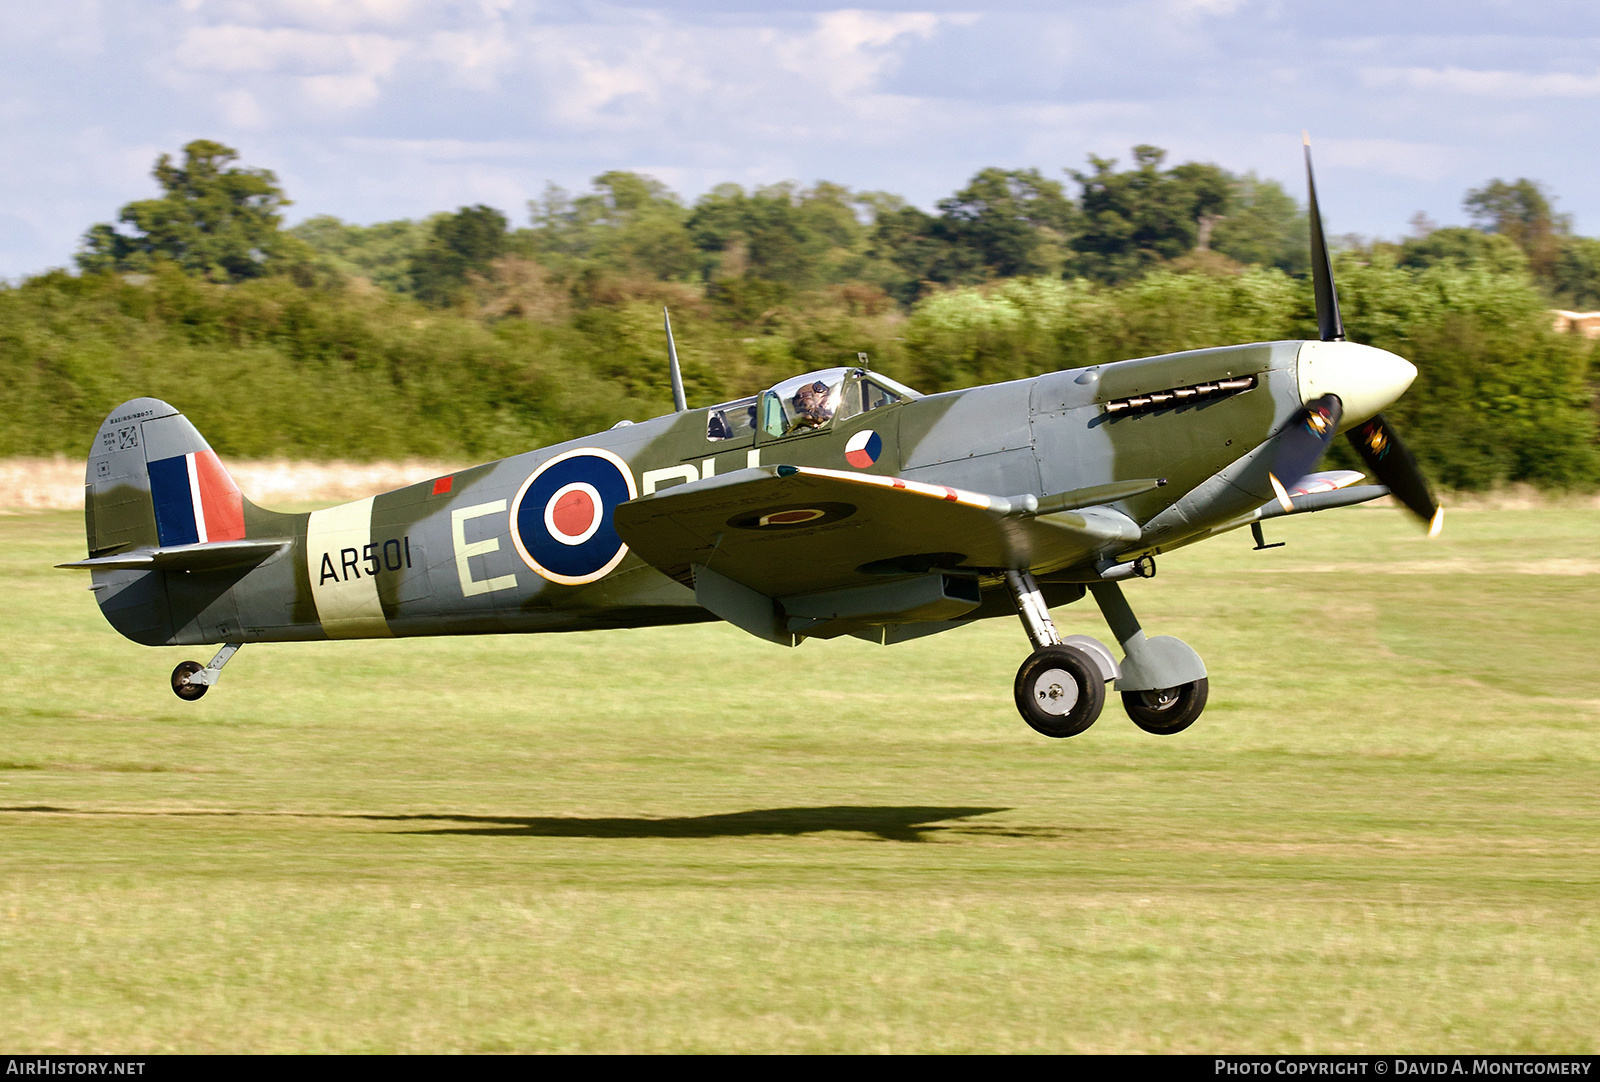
[844,429,882,469]
[510,448,637,585]
[759,508,827,526]
[728,502,857,531]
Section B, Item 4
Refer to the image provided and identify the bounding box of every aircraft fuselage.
[87,337,1406,648]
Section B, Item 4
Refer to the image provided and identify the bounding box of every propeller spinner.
[1289,133,1443,536]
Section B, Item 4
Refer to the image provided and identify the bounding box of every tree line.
[71,140,1600,310]
[0,139,1589,492]
[73,140,1313,304]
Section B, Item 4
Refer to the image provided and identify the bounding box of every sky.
[3,0,1599,278]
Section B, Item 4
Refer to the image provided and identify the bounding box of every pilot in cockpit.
[792,381,834,428]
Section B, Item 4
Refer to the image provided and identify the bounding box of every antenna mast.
[663,308,687,413]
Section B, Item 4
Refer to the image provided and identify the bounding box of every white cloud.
[526,27,683,128]
[425,29,517,91]
[299,73,387,111]
[1366,65,1600,98]
[157,6,963,137]
[173,25,409,76]
[185,0,425,33]
[167,22,414,119]
[775,10,945,98]
[483,9,962,144]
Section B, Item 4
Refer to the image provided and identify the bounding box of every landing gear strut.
[1088,581,1208,735]
[170,642,243,701]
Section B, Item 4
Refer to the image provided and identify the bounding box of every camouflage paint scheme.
[68,338,1392,653]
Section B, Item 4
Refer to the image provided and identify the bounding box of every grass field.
[2,506,1596,1053]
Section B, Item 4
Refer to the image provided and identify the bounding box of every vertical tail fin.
[85,397,252,558]
[75,399,277,647]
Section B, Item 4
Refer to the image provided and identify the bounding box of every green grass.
[2,506,1597,1052]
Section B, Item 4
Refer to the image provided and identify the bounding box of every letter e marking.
[453,500,518,597]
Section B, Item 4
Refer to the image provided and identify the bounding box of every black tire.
[1014,645,1106,738]
[1122,678,1208,734]
[171,660,208,701]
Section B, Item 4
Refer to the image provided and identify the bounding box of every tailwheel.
[1122,678,1208,735]
[171,660,208,701]
[1014,645,1105,738]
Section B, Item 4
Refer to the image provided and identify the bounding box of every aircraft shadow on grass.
[362,805,1013,843]
[0,803,1087,843]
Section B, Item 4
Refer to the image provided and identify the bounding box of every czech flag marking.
[844,429,882,469]
[148,450,245,547]
[510,448,637,585]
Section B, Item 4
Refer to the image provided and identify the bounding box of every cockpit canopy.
[706,367,919,443]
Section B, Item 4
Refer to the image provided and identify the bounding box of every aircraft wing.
[612,465,1135,601]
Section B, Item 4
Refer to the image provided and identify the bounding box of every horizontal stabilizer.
[57,539,289,572]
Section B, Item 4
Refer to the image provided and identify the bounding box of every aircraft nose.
[1296,340,1416,427]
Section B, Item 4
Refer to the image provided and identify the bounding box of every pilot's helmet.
[796,381,829,407]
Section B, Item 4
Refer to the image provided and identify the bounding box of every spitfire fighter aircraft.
[61,140,1441,738]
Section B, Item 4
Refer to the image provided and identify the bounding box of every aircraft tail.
[66,398,293,645]
[81,397,265,558]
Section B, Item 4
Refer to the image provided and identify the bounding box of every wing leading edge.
[612,465,1141,643]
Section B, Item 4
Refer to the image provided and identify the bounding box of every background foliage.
[0,140,1593,489]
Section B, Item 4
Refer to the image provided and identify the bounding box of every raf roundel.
[509,448,637,585]
[844,429,882,469]
[545,482,603,545]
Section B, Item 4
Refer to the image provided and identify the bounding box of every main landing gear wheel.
[171,660,208,701]
[1122,678,1208,735]
[1014,645,1106,738]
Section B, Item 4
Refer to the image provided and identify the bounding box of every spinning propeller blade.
[1303,132,1442,535]
[1304,132,1345,344]
[1346,416,1444,536]
[1268,394,1343,512]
